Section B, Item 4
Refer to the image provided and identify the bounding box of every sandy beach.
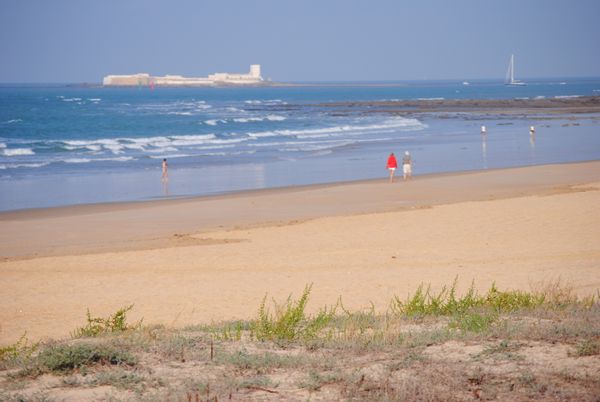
[1,161,599,345]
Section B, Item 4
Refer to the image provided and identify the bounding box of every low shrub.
[36,342,136,374]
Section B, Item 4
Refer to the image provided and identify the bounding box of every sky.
[0,0,599,83]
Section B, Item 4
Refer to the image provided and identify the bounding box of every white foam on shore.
[417,97,445,101]
[2,148,35,156]
[554,95,582,99]
[0,143,6,149]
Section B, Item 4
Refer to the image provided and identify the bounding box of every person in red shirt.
[386,152,398,183]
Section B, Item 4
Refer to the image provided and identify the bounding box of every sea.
[1,78,600,211]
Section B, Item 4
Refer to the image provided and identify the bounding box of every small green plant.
[252,284,337,341]
[391,278,571,319]
[35,342,136,374]
[72,305,142,338]
[449,310,497,333]
[391,279,485,317]
[484,284,545,312]
[0,333,38,366]
[218,320,249,341]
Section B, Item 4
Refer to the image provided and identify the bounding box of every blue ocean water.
[1,78,600,211]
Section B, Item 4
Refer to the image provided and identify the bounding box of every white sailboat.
[505,54,526,86]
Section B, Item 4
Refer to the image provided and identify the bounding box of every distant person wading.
[162,158,168,181]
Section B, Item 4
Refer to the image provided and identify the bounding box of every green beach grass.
[1,280,599,401]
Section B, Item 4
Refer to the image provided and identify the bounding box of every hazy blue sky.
[1,0,599,83]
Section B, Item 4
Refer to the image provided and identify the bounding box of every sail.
[505,54,514,84]
[505,54,525,86]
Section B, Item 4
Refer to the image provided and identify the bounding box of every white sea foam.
[534,96,546,100]
[205,119,219,126]
[3,119,23,124]
[554,95,582,99]
[417,97,445,101]
[2,148,35,156]
[64,158,92,163]
[191,144,236,151]
[149,154,192,159]
[0,143,6,149]
[61,134,224,155]
[64,156,134,163]
[232,114,287,123]
[62,97,82,102]
[167,111,193,116]
[88,98,101,102]
[0,162,49,170]
[247,117,425,140]
[244,99,285,105]
[170,134,217,141]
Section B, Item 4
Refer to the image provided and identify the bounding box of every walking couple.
[386,151,412,182]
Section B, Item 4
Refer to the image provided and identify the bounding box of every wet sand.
[1,161,599,344]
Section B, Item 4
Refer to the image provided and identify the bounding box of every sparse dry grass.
[1,281,599,401]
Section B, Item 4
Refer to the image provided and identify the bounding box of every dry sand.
[1,161,599,345]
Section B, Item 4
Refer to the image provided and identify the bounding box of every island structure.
[103,64,264,87]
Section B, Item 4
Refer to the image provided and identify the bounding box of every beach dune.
[1,161,599,344]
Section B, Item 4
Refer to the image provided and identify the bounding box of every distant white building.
[103,65,263,87]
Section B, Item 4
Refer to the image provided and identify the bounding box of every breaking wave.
[2,148,35,156]
[247,117,425,139]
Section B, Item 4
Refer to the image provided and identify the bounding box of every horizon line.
[1,75,600,86]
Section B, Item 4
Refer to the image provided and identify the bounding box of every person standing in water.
[386,152,398,183]
[402,151,412,181]
[161,158,168,181]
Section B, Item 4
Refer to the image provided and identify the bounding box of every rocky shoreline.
[308,96,600,117]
